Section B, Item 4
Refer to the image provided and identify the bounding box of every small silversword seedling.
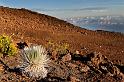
[19,45,49,79]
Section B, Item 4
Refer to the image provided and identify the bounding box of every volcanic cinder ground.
[0,6,124,82]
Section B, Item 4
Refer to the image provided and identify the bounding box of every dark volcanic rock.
[0,6,124,82]
[62,53,72,62]
[41,52,124,82]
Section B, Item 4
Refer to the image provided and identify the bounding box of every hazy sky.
[0,0,124,18]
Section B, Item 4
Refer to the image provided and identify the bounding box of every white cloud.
[91,9,108,12]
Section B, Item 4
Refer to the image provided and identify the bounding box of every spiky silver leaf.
[19,45,49,79]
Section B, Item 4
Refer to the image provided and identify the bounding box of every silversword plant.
[19,45,49,79]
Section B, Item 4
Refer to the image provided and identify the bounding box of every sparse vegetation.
[19,45,49,79]
[47,40,69,55]
[0,7,124,82]
[0,34,17,57]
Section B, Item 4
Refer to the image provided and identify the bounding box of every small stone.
[62,53,72,62]
[69,76,80,82]
[12,33,15,35]
[120,73,124,81]
[80,65,90,72]
[0,64,4,74]
[52,51,58,60]
[91,52,104,67]
[75,50,80,54]
[68,63,77,68]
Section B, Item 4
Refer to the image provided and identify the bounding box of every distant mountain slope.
[0,6,124,64]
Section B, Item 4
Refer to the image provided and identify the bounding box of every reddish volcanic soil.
[0,6,124,64]
[0,6,124,82]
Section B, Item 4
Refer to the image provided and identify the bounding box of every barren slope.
[0,6,124,65]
